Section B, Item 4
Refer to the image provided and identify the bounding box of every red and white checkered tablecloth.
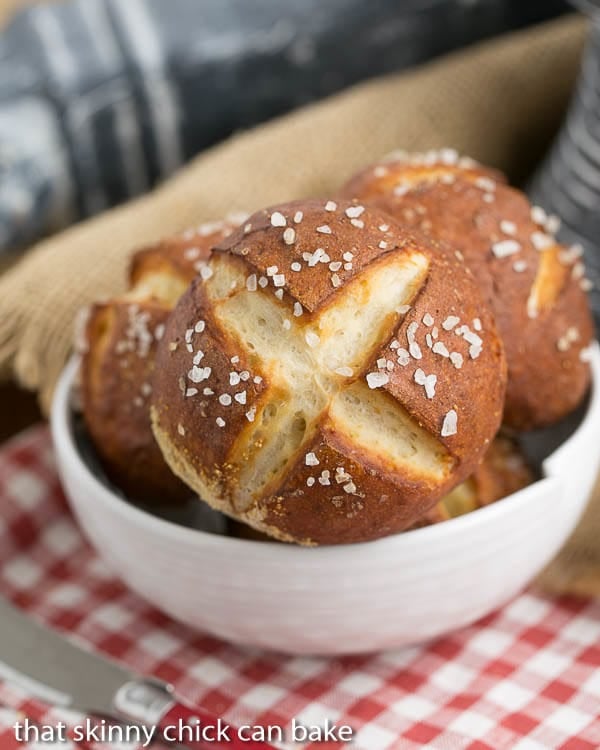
[0,425,599,750]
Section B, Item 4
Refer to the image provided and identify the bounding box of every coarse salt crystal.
[531,231,553,251]
[450,352,463,369]
[188,366,211,383]
[442,315,460,331]
[345,205,365,219]
[414,368,426,385]
[500,220,517,236]
[407,321,422,359]
[325,201,337,212]
[414,369,437,398]
[441,409,458,437]
[397,348,410,366]
[476,177,496,192]
[492,240,521,258]
[305,452,319,466]
[531,206,547,224]
[433,342,449,357]
[545,214,560,234]
[283,227,296,245]
[366,371,389,389]
[270,211,286,227]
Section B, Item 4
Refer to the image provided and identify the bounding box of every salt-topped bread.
[151,199,507,544]
[80,217,244,503]
[341,150,594,429]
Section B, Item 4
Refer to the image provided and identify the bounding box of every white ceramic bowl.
[51,348,600,655]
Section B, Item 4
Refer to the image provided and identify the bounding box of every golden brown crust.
[80,220,242,504]
[81,300,189,503]
[410,434,534,528]
[340,155,594,430]
[151,199,507,544]
[229,434,534,539]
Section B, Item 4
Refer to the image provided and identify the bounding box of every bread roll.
[341,150,594,430]
[410,434,533,528]
[80,218,243,503]
[151,199,507,544]
[229,434,534,539]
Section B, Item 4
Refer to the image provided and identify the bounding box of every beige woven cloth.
[1,10,599,595]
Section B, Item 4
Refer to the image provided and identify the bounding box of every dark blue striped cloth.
[0,0,567,253]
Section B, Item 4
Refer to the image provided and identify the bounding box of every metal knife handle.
[114,679,277,750]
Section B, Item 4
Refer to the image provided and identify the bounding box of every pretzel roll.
[151,199,506,545]
[410,434,533,528]
[80,218,243,504]
[229,435,533,539]
[341,150,594,430]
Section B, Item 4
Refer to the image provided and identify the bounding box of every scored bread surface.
[341,150,594,430]
[151,198,507,544]
[80,217,244,503]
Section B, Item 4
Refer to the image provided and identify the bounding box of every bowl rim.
[51,345,600,559]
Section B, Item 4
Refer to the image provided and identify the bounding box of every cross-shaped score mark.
[202,250,452,511]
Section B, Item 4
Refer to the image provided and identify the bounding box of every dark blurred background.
[0,0,572,254]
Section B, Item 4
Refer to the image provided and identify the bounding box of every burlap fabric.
[0,10,598,595]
